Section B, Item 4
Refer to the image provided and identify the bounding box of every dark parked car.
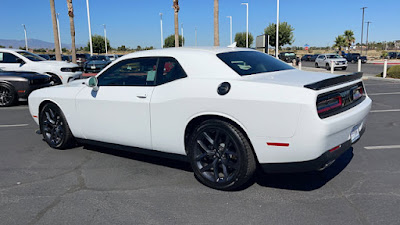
[0,71,51,107]
[84,55,111,73]
[344,53,367,63]
[387,52,399,59]
[301,54,312,61]
[278,52,297,63]
[309,54,319,62]
[76,53,90,67]
[38,54,51,60]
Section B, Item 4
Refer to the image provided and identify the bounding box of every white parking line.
[365,145,400,150]
[0,124,29,128]
[370,109,400,113]
[369,92,400,96]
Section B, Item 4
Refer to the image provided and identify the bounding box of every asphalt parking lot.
[0,79,399,225]
[301,61,392,76]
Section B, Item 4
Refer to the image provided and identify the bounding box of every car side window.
[0,53,20,63]
[97,57,158,86]
[156,57,187,85]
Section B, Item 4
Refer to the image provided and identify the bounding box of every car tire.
[187,119,256,191]
[0,83,17,107]
[351,59,355,63]
[39,103,75,149]
[326,63,331,70]
[315,63,319,68]
[342,67,347,70]
[49,74,62,85]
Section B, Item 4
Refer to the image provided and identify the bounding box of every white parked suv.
[315,54,347,70]
[0,48,82,84]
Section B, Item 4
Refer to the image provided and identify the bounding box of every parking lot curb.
[363,76,400,82]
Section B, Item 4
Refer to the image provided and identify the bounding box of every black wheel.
[351,59,355,63]
[342,67,347,71]
[39,103,75,149]
[315,62,319,68]
[50,75,62,85]
[326,63,331,70]
[187,119,256,191]
[0,84,17,107]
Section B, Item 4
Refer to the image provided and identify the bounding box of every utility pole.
[227,16,232,45]
[159,13,163,48]
[241,3,249,48]
[365,21,372,56]
[56,13,62,53]
[22,24,28,51]
[86,0,93,56]
[50,0,61,61]
[103,24,107,54]
[360,7,367,55]
[276,0,280,58]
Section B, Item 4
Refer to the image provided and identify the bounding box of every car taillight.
[317,95,342,114]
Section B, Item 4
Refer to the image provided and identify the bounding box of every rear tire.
[0,83,17,107]
[39,103,75,149]
[315,63,319,68]
[187,119,256,191]
[326,63,331,70]
[342,67,347,70]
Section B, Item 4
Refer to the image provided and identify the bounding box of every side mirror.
[85,76,99,91]
[16,58,25,65]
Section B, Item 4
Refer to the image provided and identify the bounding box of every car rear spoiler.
[304,72,363,90]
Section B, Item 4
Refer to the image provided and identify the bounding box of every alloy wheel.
[0,86,15,106]
[42,107,65,146]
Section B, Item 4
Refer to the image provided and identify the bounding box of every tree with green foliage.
[164,34,184,48]
[87,34,110,53]
[234,32,253,48]
[264,22,294,49]
[333,35,346,51]
[343,30,355,52]
[0,45,5,48]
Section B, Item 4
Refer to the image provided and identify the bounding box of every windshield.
[326,55,342,59]
[90,56,109,61]
[217,51,294,76]
[17,51,45,61]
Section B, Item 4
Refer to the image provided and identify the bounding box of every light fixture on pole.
[181,23,184,47]
[22,24,28,51]
[365,21,372,56]
[86,0,93,56]
[276,0,280,58]
[103,24,107,54]
[160,13,163,48]
[360,7,367,55]
[56,13,62,52]
[241,3,249,48]
[226,16,232,45]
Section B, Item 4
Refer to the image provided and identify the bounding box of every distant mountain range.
[0,38,85,49]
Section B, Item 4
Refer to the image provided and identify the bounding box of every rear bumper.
[260,126,364,173]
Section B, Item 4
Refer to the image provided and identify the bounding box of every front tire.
[0,84,17,107]
[326,63,331,70]
[187,119,256,191]
[39,103,75,149]
[315,63,319,68]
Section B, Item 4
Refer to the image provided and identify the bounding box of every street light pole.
[181,23,184,47]
[276,0,280,58]
[365,21,372,56]
[22,24,28,51]
[103,24,107,54]
[360,7,367,55]
[227,16,232,45]
[195,27,197,46]
[56,13,62,53]
[86,0,93,56]
[241,3,249,48]
[160,13,163,48]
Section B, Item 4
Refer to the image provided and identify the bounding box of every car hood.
[239,69,343,88]
[326,58,346,62]
[36,60,78,67]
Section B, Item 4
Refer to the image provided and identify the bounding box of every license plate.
[91,66,96,69]
[350,125,360,143]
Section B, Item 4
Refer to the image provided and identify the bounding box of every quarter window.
[97,57,158,86]
[0,53,20,63]
[156,57,187,85]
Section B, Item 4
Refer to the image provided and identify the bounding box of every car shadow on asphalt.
[255,148,354,191]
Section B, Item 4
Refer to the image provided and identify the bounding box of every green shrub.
[376,65,400,79]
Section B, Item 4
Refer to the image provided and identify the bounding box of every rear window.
[217,51,294,76]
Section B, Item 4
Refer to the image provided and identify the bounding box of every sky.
[0,0,399,49]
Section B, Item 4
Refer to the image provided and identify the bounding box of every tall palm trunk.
[66,0,76,64]
[173,0,180,47]
[50,0,61,61]
[214,0,219,46]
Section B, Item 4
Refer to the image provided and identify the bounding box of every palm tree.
[66,0,76,64]
[173,0,180,47]
[344,30,355,52]
[334,35,346,51]
[50,0,61,61]
[214,0,219,46]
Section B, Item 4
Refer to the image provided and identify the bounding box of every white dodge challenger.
[28,47,371,190]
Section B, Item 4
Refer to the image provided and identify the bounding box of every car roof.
[0,48,26,53]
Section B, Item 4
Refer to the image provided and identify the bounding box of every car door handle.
[136,94,147,99]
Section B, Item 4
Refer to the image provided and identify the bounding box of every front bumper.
[17,83,51,100]
[260,126,365,173]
